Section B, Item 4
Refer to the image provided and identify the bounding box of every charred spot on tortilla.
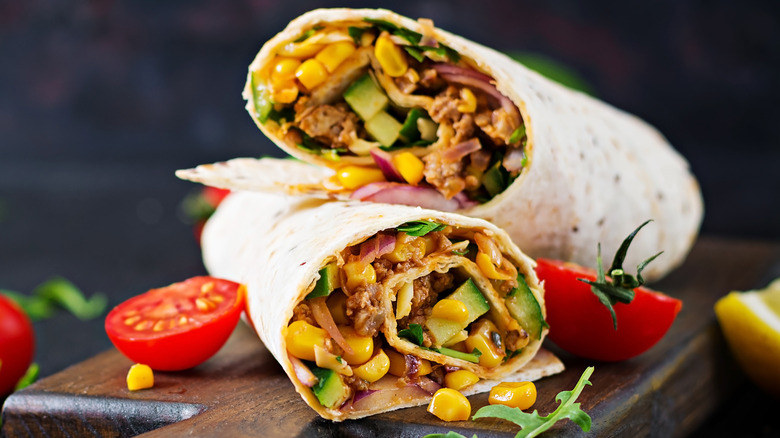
[249,16,527,206]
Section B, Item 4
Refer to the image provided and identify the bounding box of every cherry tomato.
[105,276,245,371]
[536,258,682,362]
[0,294,35,397]
[194,187,231,244]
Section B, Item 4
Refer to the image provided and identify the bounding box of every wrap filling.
[284,220,546,413]
[249,18,528,210]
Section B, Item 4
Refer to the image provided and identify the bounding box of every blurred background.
[1,0,778,401]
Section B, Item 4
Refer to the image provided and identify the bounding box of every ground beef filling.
[398,271,455,348]
[297,103,361,149]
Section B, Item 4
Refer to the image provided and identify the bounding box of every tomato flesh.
[105,276,245,371]
[536,258,682,362]
[0,294,35,397]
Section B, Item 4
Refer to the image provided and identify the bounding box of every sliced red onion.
[415,376,442,395]
[350,182,397,201]
[503,147,527,172]
[431,63,492,82]
[440,138,482,162]
[444,365,461,373]
[404,354,421,377]
[437,72,521,126]
[453,192,479,210]
[370,148,404,183]
[358,233,396,265]
[365,184,462,212]
[309,297,354,356]
[289,354,317,387]
[353,389,378,404]
[420,34,438,48]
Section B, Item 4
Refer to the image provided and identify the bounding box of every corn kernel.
[286,320,328,361]
[126,363,154,391]
[343,261,377,290]
[386,348,407,377]
[278,42,325,58]
[444,370,480,390]
[353,349,390,382]
[374,34,408,77]
[384,233,426,263]
[393,152,425,185]
[427,388,471,422]
[271,57,301,85]
[315,41,357,73]
[431,299,469,325]
[336,166,386,190]
[295,58,328,90]
[465,319,505,368]
[338,325,374,365]
[476,252,514,280]
[327,291,349,325]
[417,358,432,376]
[489,381,537,410]
[457,87,477,113]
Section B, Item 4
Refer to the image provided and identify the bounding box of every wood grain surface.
[2,237,779,438]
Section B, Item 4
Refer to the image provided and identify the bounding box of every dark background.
[1,0,779,429]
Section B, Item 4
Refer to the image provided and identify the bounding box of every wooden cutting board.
[3,237,779,438]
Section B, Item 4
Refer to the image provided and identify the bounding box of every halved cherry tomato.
[0,294,35,397]
[105,276,245,371]
[536,258,682,362]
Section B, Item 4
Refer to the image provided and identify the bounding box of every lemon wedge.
[715,278,780,397]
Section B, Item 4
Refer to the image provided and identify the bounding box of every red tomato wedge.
[0,294,35,397]
[536,258,682,362]
[105,277,245,371]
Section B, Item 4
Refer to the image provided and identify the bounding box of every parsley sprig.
[577,220,663,330]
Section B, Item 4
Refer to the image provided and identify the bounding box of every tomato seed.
[124,315,141,326]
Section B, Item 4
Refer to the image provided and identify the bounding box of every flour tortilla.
[201,189,563,420]
[179,8,703,282]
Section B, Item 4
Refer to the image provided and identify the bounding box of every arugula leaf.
[576,220,662,329]
[473,366,594,438]
[398,323,424,345]
[396,220,446,237]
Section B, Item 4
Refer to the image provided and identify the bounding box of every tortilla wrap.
[201,189,563,420]
[178,8,703,281]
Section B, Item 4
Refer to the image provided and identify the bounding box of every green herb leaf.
[293,26,323,43]
[398,323,424,345]
[404,46,425,62]
[577,220,662,330]
[473,366,594,438]
[14,363,39,391]
[363,18,400,32]
[34,277,107,320]
[396,220,446,237]
[509,125,526,145]
[0,290,55,321]
[348,26,368,45]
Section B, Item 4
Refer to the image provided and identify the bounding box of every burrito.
[178,8,703,281]
[201,189,563,420]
